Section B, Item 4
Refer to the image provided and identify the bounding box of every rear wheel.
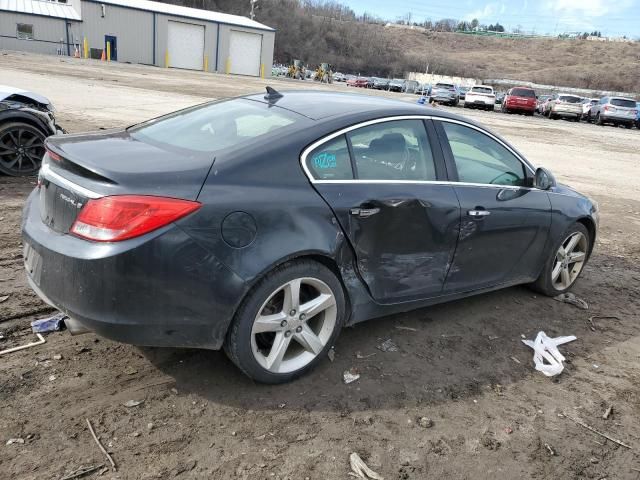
[224,260,345,383]
[0,122,46,176]
[596,113,604,126]
[532,223,590,296]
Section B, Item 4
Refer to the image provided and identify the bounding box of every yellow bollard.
[165,50,169,68]
[106,41,111,62]
[225,58,231,74]
[260,63,264,78]
[204,55,208,72]
[83,37,88,59]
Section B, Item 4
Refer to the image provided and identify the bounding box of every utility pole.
[250,0,258,20]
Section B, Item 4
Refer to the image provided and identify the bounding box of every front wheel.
[224,260,345,383]
[0,121,47,176]
[531,223,590,296]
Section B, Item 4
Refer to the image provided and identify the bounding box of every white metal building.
[0,0,275,76]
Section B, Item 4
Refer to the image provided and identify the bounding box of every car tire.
[0,121,47,177]
[531,223,591,297]
[596,113,604,126]
[224,259,346,384]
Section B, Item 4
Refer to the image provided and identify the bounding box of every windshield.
[472,87,493,94]
[611,98,636,108]
[130,99,300,153]
[511,88,535,98]
[558,95,582,103]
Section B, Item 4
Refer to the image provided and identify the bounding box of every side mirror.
[534,167,556,190]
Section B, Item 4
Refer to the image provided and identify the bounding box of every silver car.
[588,96,638,128]
[545,93,583,121]
[429,83,459,106]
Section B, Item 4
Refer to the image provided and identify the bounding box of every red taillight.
[70,195,201,242]
[46,148,62,163]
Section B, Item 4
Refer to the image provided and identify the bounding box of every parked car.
[545,93,583,120]
[429,83,459,106]
[636,102,640,129]
[536,95,551,114]
[495,92,505,105]
[0,85,65,176]
[387,79,405,92]
[332,72,346,82]
[22,89,598,383]
[371,77,389,90]
[402,80,420,94]
[502,87,537,115]
[458,87,470,100]
[580,98,599,120]
[464,85,496,110]
[415,83,431,96]
[587,96,638,128]
[346,77,368,88]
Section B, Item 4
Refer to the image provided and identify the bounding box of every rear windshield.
[471,87,493,94]
[559,95,582,104]
[511,88,535,98]
[435,83,455,90]
[130,99,300,153]
[611,98,636,108]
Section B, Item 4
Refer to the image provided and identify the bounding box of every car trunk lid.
[39,130,214,233]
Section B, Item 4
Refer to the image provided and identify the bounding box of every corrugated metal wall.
[0,12,75,55]
[81,1,153,64]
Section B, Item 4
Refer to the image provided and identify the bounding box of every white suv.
[463,86,496,111]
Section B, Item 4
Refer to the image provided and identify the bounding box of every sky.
[340,0,640,38]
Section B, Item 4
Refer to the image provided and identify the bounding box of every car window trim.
[300,115,535,188]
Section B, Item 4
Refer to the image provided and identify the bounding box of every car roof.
[244,90,465,121]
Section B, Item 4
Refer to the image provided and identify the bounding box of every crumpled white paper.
[522,331,577,377]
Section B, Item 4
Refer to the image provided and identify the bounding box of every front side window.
[348,120,436,181]
[305,135,353,180]
[17,24,34,40]
[441,122,526,187]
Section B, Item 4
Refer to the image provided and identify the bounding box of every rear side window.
[130,99,300,153]
[348,120,436,181]
[511,88,535,98]
[610,98,636,108]
[306,135,353,180]
[441,122,526,187]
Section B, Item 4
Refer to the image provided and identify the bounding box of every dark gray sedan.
[23,90,598,383]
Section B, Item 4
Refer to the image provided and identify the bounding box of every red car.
[502,87,537,115]
[347,77,368,88]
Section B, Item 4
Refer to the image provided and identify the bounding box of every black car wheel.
[224,259,345,383]
[0,122,46,176]
[595,113,604,126]
[532,223,590,296]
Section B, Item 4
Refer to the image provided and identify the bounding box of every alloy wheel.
[0,125,45,176]
[251,277,337,374]
[551,232,588,290]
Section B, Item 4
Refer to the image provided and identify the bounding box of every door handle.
[468,209,491,218]
[350,207,381,218]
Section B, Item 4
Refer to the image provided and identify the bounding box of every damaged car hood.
[0,85,53,109]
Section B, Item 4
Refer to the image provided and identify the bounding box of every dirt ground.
[1,51,640,480]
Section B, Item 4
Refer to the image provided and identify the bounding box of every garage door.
[229,30,262,76]
[168,21,204,70]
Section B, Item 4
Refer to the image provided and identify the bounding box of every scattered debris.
[553,293,588,310]
[343,368,360,384]
[59,464,104,480]
[327,348,335,362]
[510,356,522,365]
[147,423,154,430]
[395,326,417,332]
[544,443,557,456]
[504,427,513,434]
[123,400,144,408]
[522,331,577,377]
[563,412,633,449]
[123,366,138,375]
[6,438,24,446]
[170,387,179,395]
[278,403,286,409]
[86,418,117,471]
[356,352,376,359]
[488,335,500,341]
[53,354,63,360]
[377,339,398,352]
[0,294,9,303]
[31,312,68,333]
[0,333,45,356]
[349,452,384,480]
[49,375,56,382]
[418,417,433,428]
[602,405,613,420]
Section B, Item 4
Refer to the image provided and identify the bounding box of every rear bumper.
[505,102,535,111]
[466,99,494,107]
[601,113,635,123]
[22,189,245,350]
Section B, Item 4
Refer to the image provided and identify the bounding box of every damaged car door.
[303,118,460,303]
